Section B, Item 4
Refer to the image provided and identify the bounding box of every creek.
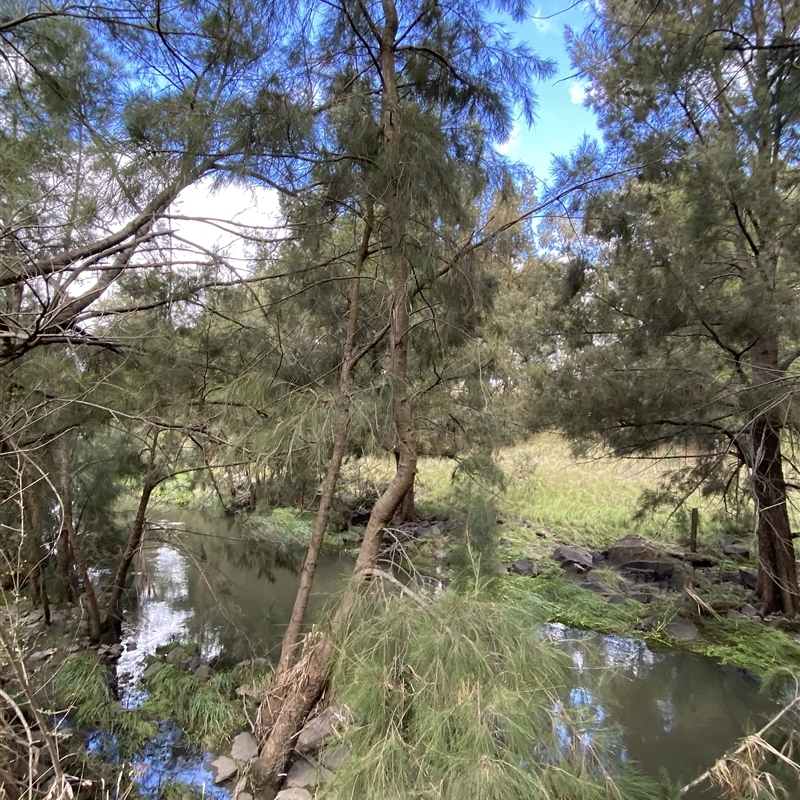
[113,510,778,798]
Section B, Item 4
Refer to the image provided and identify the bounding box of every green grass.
[141,662,247,749]
[53,654,157,749]
[354,434,736,555]
[324,579,659,800]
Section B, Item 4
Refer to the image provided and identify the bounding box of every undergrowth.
[323,578,658,800]
[141,663,246,749]
[53,654,157,750]
[52,651,260,754]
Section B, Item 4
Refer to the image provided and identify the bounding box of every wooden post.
[690,507,699,552]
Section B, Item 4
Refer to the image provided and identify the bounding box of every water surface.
[116,510,779,798]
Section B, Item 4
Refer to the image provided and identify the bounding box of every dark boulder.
[552,545,594,573]
[604,535,665,566]
[510,558,539,577]
[739,568,758,591]
[724,544,750,559]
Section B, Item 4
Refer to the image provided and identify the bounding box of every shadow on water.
[109,510,780,799]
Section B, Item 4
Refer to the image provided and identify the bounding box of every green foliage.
[157,780,208,800]
[440,479,501,573]
[324,582,657,800]
[141,663,246,749]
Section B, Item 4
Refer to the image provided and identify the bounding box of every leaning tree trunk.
[106,431,160,628]
[275,207,372,677]
[393,450,416,524]
[750,333,800,616]
[254,1,416,786]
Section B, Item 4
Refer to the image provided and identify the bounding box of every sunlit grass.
[350,434,734,550]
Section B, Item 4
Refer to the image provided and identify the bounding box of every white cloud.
[168,180,283,269]
[531,7,552,34]
[497,123,522,155]
[569,81,588,105]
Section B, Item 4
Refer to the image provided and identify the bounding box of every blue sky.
[499,1,599,185]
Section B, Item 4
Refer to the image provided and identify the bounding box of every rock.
[619,560,674,581]
[724,544,750,558]
[297,704,353,753]
[628,591,652,604]
[685,554,715,568]
[28,648,58,662]
[195,664,212,680]
[165,646,185,664]
[142,663,160,681]
[606,594,626,605]
[552,545,594,572]
[769,616,800,633]
[236,685,266,701]
[285,758,333,788]
[125,641,137,651]
[320,744,349,772]
[665,617,699,641]
[237,793,253,800]
[209,755,238,784]
[740,604,760,619]
[638,615,663,632]
[275,790,312,800]
[604,535,664,566]
[510,558,538,577]
[739,569,758,591]
[231,732,259,763]
[582,575,617,594]
[726,609,747,620]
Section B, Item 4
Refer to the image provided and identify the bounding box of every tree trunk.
[56,519,74,603]
[255,1,416,787]
[750,333,800,616]
[751,420,799,615]
[106,432,159,627]
[393,450,416,524]
[275,208,372,676]
[55,439,102,642]
[24,482,50,626]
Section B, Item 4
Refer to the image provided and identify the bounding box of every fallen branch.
[680,693,800,795]
[359,568,428,607]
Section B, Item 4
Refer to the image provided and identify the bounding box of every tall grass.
[53,654,157,748]
[397,434,748,550]
[141,663,246,749]
[322,579,657,800]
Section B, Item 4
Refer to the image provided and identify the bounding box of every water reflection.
[546,623,776,790]
[118,510,351,698]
